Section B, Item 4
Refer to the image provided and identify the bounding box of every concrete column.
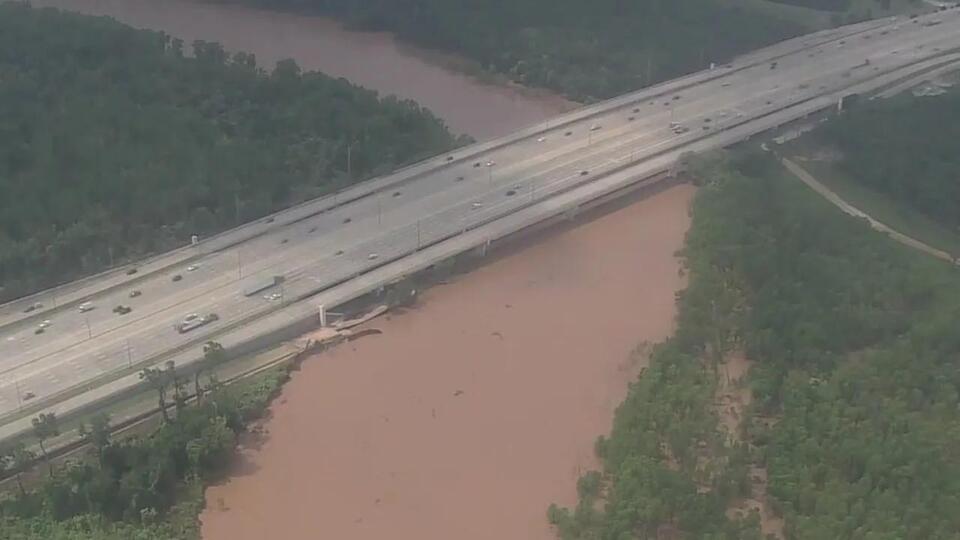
[318,304,327,327]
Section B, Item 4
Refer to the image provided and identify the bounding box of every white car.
[78,302,95,313]
[589,124,602,131]
[186,264,200,272]
[263,292,282,301]
[38,320,52,330]
[367,253,379,260]
[536,136,547,142]
[485,160,495,167]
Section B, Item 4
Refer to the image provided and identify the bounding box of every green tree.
[77,414,111,467]
[139,362,175,424]
[31,412,60,477]
[196,341,227,403]
[0,441,34,497]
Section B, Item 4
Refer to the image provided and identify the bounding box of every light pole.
[126,339,133,369]
[14,378,22,411]
[84,312,92,340]
[236,249,242,279]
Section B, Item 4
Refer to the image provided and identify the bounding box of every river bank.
[29,0,578,139]
[199,184,695,540]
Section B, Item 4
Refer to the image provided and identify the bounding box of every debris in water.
[453,390,464,397]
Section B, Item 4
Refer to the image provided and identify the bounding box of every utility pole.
[84,313,92,339]
[126,339,133,368]
[236,250,242,279]
[346,142,354,179]
[14,378,22,411]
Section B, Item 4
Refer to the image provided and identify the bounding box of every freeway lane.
[0,13,895,333]
[2,10,960,419]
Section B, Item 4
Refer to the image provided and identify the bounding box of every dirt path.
[782,158,954,262]
[717,354,784,538]
[200,185,695,540]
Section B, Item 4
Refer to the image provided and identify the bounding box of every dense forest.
[550,151,960,538]
[814,89,960,233]
[0,357,289,539]
[246,0,807,101]
[0,3,464,302]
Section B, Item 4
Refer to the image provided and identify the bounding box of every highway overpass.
[3,9,960,440]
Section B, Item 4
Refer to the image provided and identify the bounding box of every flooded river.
[29,0,577,138]
[200,185,695,540]
[25,2,693,536]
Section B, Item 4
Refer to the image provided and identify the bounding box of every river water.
[29,0,578,139]
[200,185,695,540]
[25,2,692,537]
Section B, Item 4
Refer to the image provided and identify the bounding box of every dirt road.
[201,184,695,540]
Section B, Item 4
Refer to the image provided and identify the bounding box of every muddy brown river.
[200,185,695,540]
[29,0,577,139]
[25,2,692,537]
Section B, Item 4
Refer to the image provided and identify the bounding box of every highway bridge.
[3,9,960,440]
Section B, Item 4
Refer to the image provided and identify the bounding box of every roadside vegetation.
[550,150,960,538]
[798,89,960,246]
[0,3,465,303]
[0,351,289,540]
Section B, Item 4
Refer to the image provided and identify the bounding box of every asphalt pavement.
[2,9,960,423]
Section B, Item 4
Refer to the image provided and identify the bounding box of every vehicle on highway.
[23,302,43,313]
[171,274,183,282]
[263,292,283,301]
[22,391,35,401]
[186,264,200,272]
[36,320,52,333]
[580,170,589,176]
[485,160,495,167]
[175,312,219,334]
[126,267,138,275]
[564,131,572,136]
[78,302,95,313]
[473,162,481,168]
[129,289,142,298]
[113,305,132,315]
[589,124,602,131]
[536,136,546,142]
[627,116,635,122]
[368,253,379,260]
[243,275,286,297]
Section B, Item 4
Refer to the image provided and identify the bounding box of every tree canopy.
[245,0,808,101]
[814,90,960,235]
[0,3,464,302]
[550,151,960,538]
